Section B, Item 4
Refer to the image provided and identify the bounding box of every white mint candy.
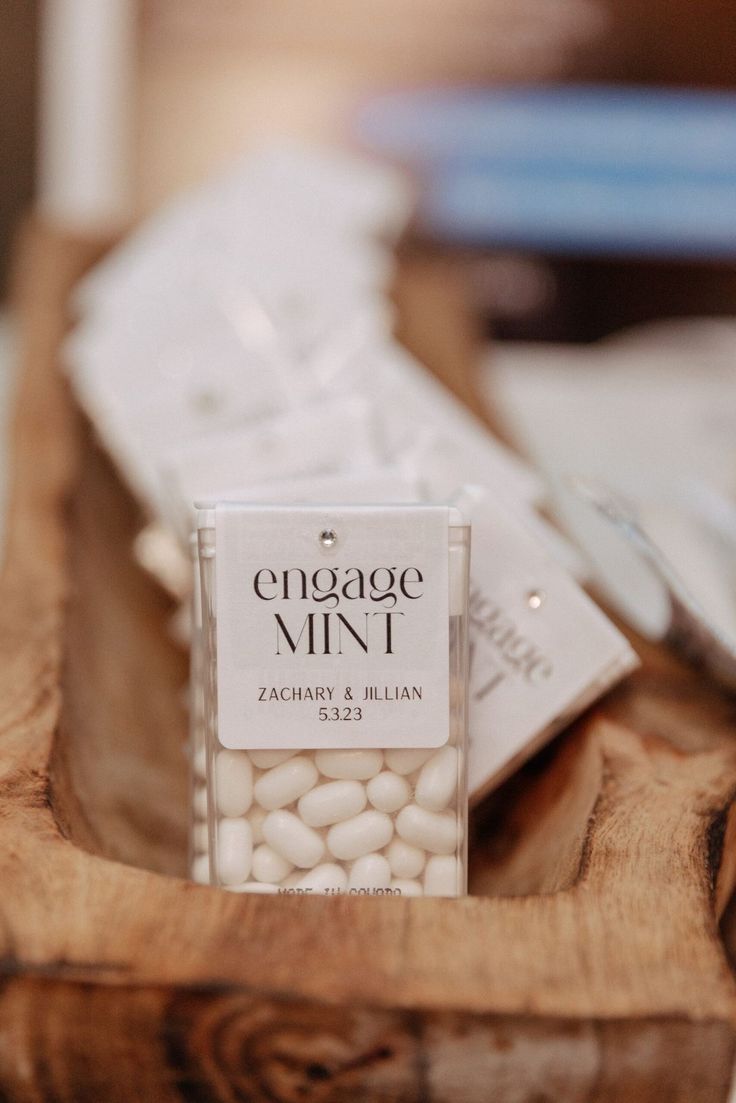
[348,853,391,890]
[191,852,210,885]
[252,843,294,884]
[263,810,325,869]
[395,805,458,855]
[193,744,207,780]
[386,837,425,879]
[216,817,253,885]
[327,810,393,861]
[366,770,410,813]
[384,748,435,775]
[215,749,254,817]
[193,783,208,819]
[415,745,459,812]
[390,878,423,896]
[295,863,349,893]
[316,749,383,780]
[297,779,366,827]
[280,871,304,888]
[424,855,461,896]
[249,749,298,769]
[247,804,267,845]
[254,756,319,810]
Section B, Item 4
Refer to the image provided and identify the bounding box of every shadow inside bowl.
[52,412,189,876]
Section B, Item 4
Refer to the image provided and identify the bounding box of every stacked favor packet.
[63,143,637,881]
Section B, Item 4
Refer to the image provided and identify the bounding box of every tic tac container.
[196,503,470,897]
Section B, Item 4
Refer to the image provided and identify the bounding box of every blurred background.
[2,0,736,649]
[2,0,736,332]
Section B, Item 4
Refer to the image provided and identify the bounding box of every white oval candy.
[249,749,298,769]
[348,853,391,890]
[390,879,423,896]
[415,745,459,812]
[263,810,325,868]
[254,756,319,810]
[297,779,366,827]
[386,837,425,879]
[216,817,253,885]
[252,843,293,884]
[424,855,461,896]
[395,804,458,855]
[316,749,383,780]
[384,748,435,775]
[247,804,267,845]
[215,749,254,817]
[327,810,393,861]
[280,871,304,888]
[193,744,207,780]
[193,783,209,820]
[295,863,348,893]
[366,771,411,813]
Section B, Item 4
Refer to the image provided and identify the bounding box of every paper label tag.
[166,396,378,508]
[456,487,638,802]
[215,505,450,749]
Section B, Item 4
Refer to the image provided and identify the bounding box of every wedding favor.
[64,144,412,528]
[399,428,586,579]
[456,487,638,803]
[326,343,545,509]
[163,395,381,541]
[61,140,641,885]
[72,141,412,320]
[196,504,470,896]
[187,469,422,883]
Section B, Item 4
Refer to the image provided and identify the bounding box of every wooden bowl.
[2,221,736,1101]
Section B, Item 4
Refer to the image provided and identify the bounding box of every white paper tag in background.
[489,338,736,644]
[164,395,381,538]
[329,344,545,507]
[225,468,422,506]
[73,143,412,317]
[215,505,450,750]
[399,429,587,580]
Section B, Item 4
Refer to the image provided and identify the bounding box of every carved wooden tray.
[2,221,736,1101]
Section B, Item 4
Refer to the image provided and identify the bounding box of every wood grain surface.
[2,222,736,1101]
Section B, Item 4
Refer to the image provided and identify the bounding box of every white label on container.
[215,505,450,749]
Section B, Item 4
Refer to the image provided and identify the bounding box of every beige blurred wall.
[134,0,736,215]
[134,0,608,212]
[1,0,735,286]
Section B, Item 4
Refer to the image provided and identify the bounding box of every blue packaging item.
[354,86,736,257]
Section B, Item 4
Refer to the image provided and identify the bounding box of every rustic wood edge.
[2,220,736,1098]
